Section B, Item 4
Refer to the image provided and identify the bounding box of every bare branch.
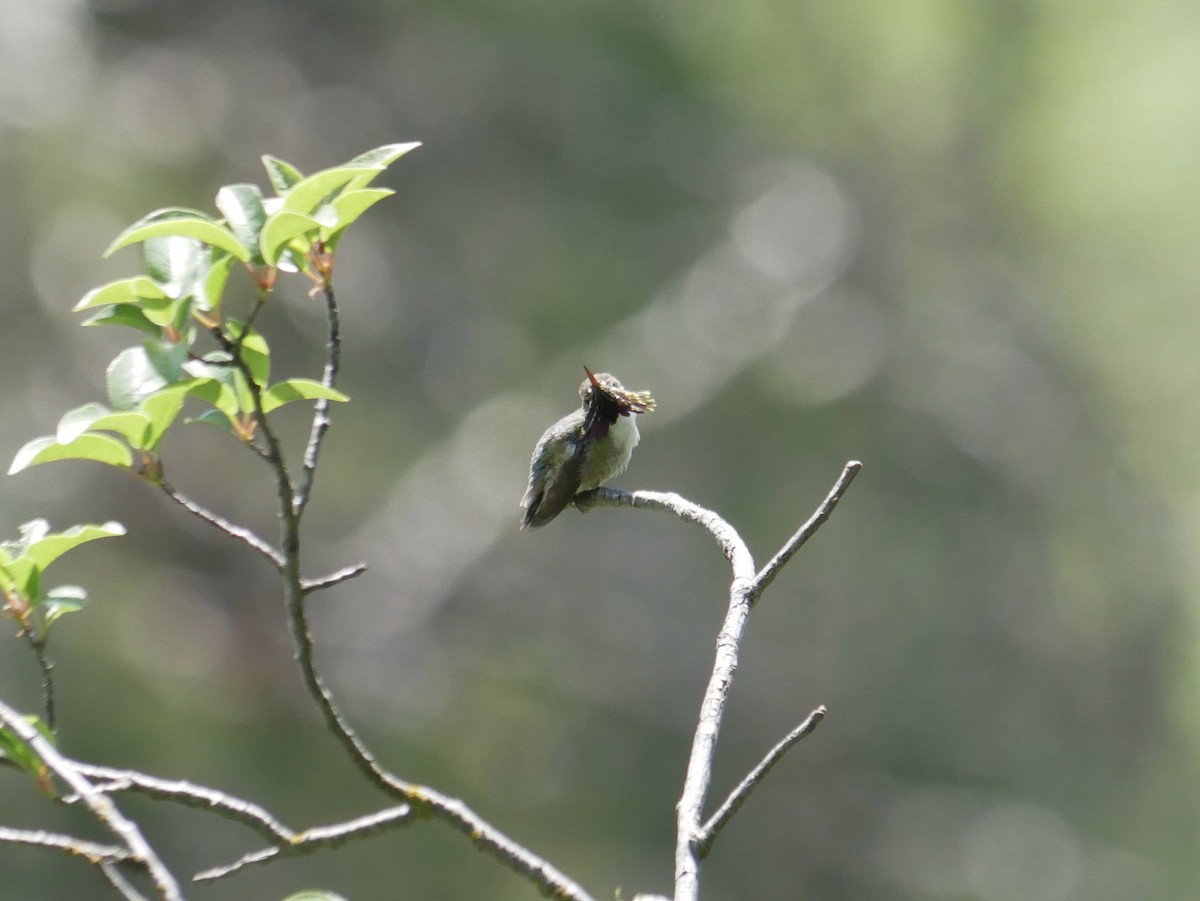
[0,826,133,866]
[293,279,342,515]
[581,464,860,901]
[301,561,368,595]
[695,705,827,859]
[0,698,181,900]
[751,460,862,601]
[101,860,151,901]
[278,576,597,900]
[66,759,418,885]
[159,482,284,569]
[403,782,598,900]
[575,488,755,576]
[575,487,756,901]
[72,762,295,845]
[193,804,412,882]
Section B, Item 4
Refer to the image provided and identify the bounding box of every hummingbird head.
[579,366,655,440]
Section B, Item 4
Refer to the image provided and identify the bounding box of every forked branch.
[695,705,826,858]
[580,460,860,901]
[0,698,181,901]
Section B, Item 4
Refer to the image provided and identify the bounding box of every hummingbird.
[520,367,655,529]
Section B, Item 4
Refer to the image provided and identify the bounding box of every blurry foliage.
[1,0,1199,899]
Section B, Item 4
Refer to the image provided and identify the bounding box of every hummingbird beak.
[583,366,601,390]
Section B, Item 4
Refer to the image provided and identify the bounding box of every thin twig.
[20,628,56,733]
[750,460,862,601]
[72,762,295,844]
[0,698,181,900]
[695,706,826,859]
[159,482,284,569]
[234,294,269,352]
[301,562,368,595]
[293,279,341,515]
[193,805,412,882]
[67,760,417,885]
[0,826,133,866]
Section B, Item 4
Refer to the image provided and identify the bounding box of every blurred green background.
[2,1,1199,898]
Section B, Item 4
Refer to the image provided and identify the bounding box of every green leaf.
[343,142,422,193]
[183,358,242,420]
[3,519,51,555]
[261,379,349,414]
[142,301,178,328]
[21,523,125,571]
[260,210,321,266]
[0,718,46,773]
[56,403,109,444]
[0,556,38,599]
[143,235,206,299]
[172,307,197,344]
[138,384,191,450]
[136,378,222,449]
[320,188,394,245]
[281,166,378,216]
[274,247,309,275]
[216,184,268,266]
[262,154,304,194]
[57,403,147,447]
[108,346,165,410]
[73,277,169,313]
[346,141,422,174]
[38,585,88,633]
[9,434,133,474]
[199,251,235,314]
[225,322,270,387]
[0,714,55,794]
[80,304,162,337]
[185,408,235,433]
[105,208,250,262]
[146,338,188,382]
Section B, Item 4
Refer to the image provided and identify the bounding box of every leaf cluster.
[10,143,419,477]
[0,518,124,640]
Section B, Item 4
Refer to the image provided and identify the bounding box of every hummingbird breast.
[578,410,640,489]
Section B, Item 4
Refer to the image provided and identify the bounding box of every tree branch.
[293,279,342,516]
[694,705,826,859]
[158,482,284,570]
[19,627,57,733]
[72,762,296,845]
[575,489,754,573]
[0,826,133,866]
[192,805,412,882]
[577,487,755,901]
[101,860,151,901]
[66,759,418,885]
[750,460,862,601]
[580,462,860,901]
[301,561,368,595]
[0,698,181,900]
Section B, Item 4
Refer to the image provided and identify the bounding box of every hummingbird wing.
[520,432,586,529]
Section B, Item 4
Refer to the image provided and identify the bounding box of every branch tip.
[695,704,827,860]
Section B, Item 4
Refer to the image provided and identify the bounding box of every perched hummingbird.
[520,367,655,529]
